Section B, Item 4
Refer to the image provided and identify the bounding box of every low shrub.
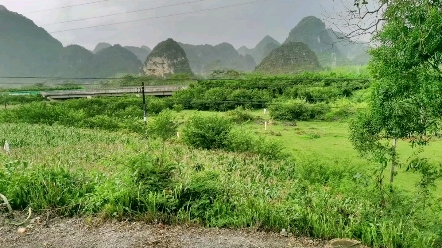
[226,106,256,123]
[269,99,330,121]
[182,113,232,150]
[225,127,287,160]
[147,109,178,141]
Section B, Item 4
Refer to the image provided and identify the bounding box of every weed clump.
[226,106,256,123]
[182,114,286,159]
[269,99,330,121]
[182,113,232,150]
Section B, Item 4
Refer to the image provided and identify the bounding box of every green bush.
[269,99,330,121]
[283,86,343,103]
[129,153,175,193]
[225,127,286,160]
[325,98,365,121]
[147,97,170,114]
[226,106,256,123]
[177,170,226,220]
[173,104,184,112]
[182,113,232,150]
[147,109,178,141]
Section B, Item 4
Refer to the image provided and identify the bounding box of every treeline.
[0,73,371,122]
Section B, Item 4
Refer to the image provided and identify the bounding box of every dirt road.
[0,215,328,248]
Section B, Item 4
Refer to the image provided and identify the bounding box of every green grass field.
[176,109,442,197]
[0,73,441,247]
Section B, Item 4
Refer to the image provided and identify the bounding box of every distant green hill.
[255,42,321,74]
[284,16,369,67]
[238,35,281,64]
[142,38,193,77]
[124,46,151,63]
[93,42,111,54]
[178,42,257,74]
[0,6,63,77]
[94,45,142,78]
[56,45,96,78]
[0,7,143,78]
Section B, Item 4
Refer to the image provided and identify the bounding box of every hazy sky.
[1,0,357,50]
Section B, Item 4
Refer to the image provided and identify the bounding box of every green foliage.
[406,158,442,205]
[0,161,93,214]
[130,153,175,192]
[147,109,178,141]
[225,106,256,123]
[173,74,370,112]
[350,0,442,184]
[181,113,286,159]
[269,99,330,121]
[225,127,287,160]
[0,96,172,134]
[325,98,366,121]
[0,123,441,247]
[0,94,45,106]
[182,113,233,150]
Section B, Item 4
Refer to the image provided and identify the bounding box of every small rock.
[17,227,26,234]
[327,238,365,248]
[280,228,288,237]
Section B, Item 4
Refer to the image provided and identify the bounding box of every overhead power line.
[23,0,110,14]
[41,0,208,26]
[47,0,277,34]
[0,76,371,81]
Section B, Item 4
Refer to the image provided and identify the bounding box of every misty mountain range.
[0,5,369,78]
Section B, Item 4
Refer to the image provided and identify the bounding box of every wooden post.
[142,82,147,125]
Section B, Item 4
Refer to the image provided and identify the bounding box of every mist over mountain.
[284,16,369,67]
[123,46,151,63]
[0,8,142,78]
[0,4,369,79]
[56,45,96,78]
[228,54,257,72]
[238,35,281,64]
[0,6,63,77]
[178,42,258,74]
[93,42,112,54]
[94,45,143,78]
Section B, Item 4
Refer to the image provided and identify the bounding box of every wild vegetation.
[0,69,441,248]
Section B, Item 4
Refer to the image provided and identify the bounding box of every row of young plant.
[0,116,440,248]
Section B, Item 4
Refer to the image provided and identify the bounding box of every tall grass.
[0,123,440,247]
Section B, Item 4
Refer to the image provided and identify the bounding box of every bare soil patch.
[0,213,328,248]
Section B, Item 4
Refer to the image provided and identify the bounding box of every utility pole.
[142,81,147,125]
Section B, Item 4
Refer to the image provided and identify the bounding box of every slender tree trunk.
[390,138,397,183]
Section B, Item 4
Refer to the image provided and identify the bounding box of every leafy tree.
[349,0,442,185]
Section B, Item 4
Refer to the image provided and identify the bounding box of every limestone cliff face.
[142,38,193,77]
